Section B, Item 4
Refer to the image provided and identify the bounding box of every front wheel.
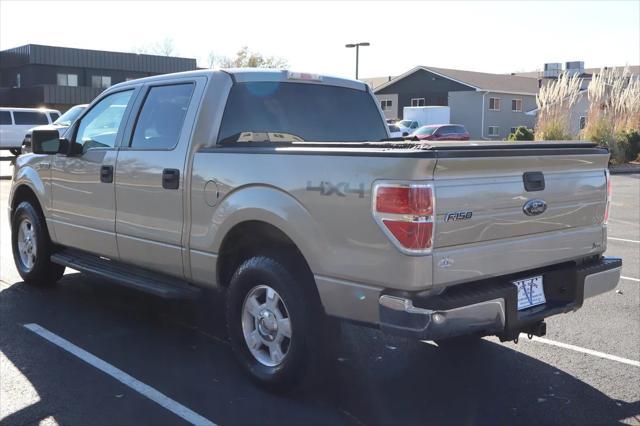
[11,201,65,285]
[225,256,326,391]
[9,148,21,156]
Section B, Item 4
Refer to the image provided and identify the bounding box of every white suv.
[0,107,61,155]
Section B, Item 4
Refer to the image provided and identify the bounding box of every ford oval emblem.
[523,199,547,216]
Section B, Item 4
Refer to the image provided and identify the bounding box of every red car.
[410,124,470,141]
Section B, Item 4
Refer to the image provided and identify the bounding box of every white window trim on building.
[380,100,393,111]
[489,97,501,111]
[488,126,500,137]
[411,98,426,107]
[511,98,522,112]
[579,116,587,130]
[57,73,78,87]
[91,75,112,89]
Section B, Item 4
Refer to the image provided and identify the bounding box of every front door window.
[75,90,133,153]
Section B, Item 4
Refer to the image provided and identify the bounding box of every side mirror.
[32,129,64,154]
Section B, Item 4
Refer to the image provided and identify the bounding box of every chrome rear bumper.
[583,266,621,299]
[379,295,505,340]
[378,256,622,340]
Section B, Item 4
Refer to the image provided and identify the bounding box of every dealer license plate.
[513,275,546,311]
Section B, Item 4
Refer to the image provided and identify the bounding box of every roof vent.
[565,61,584,76]
[543,63,562,78]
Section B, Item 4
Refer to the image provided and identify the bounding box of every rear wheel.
[9,148,21,156]
[225,255,326,391]
[11,201,65,285]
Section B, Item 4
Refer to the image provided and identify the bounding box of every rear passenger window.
[13,111,49,125]
[50,112,60,122]
[130,83,194,150]
[0,111,11,125]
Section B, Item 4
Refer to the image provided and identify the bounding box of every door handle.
[162,168,180,189]
[523,171,545,192]
[100,165,113,183]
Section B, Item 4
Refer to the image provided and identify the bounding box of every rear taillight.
[604,169,612,224]
[372,183,435,255]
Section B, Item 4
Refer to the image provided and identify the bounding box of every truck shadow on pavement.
[1,273,638,426]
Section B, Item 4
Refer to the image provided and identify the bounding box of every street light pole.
[345,42,370,80]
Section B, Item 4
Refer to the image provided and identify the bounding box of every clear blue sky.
[1,1,638,78]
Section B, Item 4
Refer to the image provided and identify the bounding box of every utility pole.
[345,42,370,80]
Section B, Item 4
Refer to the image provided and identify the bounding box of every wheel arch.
[217,220,312,289]
[10,181,54,242]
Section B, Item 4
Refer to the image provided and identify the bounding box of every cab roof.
[110,68,368,92]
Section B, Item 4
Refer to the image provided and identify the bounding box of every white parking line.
[621,276,640,282]
[524,335,640,367]
[608,237,640,244]
[23,323,216,426]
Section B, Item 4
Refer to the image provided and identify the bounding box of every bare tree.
[206,51,217,69]
[154,38,176,56]
[132,38,178,57]
[213,46,288,69]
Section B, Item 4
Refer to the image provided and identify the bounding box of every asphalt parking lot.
[0,157,638,425]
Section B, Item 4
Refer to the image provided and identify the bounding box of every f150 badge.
[444,211,473,222]
[306,181,365,198]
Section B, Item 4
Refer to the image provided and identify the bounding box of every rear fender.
[193,185,329,275]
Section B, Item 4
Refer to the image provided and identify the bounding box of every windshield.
[415,126,438,135]
[397,120,413,128]
[388,125,400,132]
[218,82,387,143]
[54,105,87,126]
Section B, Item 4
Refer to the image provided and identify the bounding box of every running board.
[51,249,201,299]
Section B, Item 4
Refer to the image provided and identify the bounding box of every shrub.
[582,67,640,163]
[508,126,534,141]
[620,129,640,162]
[535,73,583,140]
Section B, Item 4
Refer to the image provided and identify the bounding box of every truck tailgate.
[430,144,609,287]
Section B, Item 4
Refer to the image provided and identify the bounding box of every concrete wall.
[450,91,537,140]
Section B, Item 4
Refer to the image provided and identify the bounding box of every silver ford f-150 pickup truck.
[9,69,622,390]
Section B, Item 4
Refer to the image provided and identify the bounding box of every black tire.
[9,148,21,156]
[225,255,327,391]
[11,201,65,285]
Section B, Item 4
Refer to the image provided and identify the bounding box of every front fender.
[11,167,48,212]
[190,184,329,274]
[9,156,53,239]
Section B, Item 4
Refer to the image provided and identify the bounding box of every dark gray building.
[0,44,198,111]
[371,66,540,140]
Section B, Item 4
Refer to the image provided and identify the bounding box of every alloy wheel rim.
[17,218,37,272]
[241,285,292,367]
